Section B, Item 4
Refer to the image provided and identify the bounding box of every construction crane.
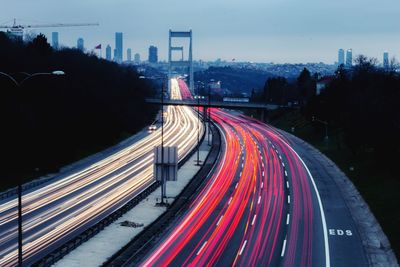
[0,18,99,40]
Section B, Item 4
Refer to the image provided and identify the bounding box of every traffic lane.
[281,132,368,267]
[250,122,327,267]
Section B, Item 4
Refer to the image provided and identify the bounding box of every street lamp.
[312,116,329,141]
[0,70,65,267]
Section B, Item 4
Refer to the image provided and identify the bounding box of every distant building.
[127,48,132,61]
[113,48,117,61]
[134,53,140,64]
[77,38,84,51]
[338,49,344,66]
[383,52,389,69]
[106,45,112,61]
[52,32,59,50]
[115,32,123,63]
[346,49,353,68]
[148,45,158,63]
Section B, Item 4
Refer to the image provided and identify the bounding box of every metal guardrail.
[102,121,222,266]
[32,119,209,267]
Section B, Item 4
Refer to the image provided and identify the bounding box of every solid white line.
[286,181,290,189]
[258,195,261,204]
[197,241,208,256]
[217,215,223,226]
[286,142,331,267]
[281,239,287,257]
[251,214,257,225]
[287,195,291,204]
[286,214,290,225]
[239,240,248,255]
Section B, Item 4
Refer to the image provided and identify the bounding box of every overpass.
[145,98,280,110]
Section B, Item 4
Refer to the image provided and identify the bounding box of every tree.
[297,68,316,105]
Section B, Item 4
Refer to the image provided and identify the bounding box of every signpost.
[154,146,178,206]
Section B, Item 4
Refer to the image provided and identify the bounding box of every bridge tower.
[168,30,193,94]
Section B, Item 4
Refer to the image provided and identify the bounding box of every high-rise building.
[77,38,84,51]
[338,49,345,66]
[148,45,158,63]
[134,53,140,64]
[52,32,59,50]
[106,45,112,61]
[383,52,389,69]
[346,49,353,68]
[127,48,132,62]
[115,32,123,63]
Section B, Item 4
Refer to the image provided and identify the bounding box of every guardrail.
[102,121,222,266]
[32,116,208,267]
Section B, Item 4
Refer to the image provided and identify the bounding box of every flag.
[94,44,101,49]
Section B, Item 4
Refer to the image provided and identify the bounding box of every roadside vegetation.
[0,33,157,191]
[262,57,400,257]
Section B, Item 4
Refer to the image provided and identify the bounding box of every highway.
[140,106,331,265]
[0,78,204,266]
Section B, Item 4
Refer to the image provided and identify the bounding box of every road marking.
[251,214,257,225]
[242,163,244,168]
[286,214,290,225]
[239,240,248,255]
[286,181,290,189]
[261,182,264,189]
[239,171,242,177]
[262,171,264,176]
[287,195,291,204]
[217,215,223,226]
[281,238,287,257]
[284,170,288,176]
[228,197,233,205]
[279,155,282,160]
[262,163,264,168]
[235,183,238,189]
[197,241,208,256]
[282,162,285,167]
[258,195,261,204]
[286,142,331,267]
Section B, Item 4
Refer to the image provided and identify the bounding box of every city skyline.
[1,0,399,63]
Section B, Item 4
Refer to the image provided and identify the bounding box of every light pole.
[140,75,168,205]
[0,70,65,267]
[312,116,329,141]
[207,84,211,146]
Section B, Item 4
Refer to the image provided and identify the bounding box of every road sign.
[154,146,178,181]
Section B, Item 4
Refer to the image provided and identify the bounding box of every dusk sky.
[1,0,399,63]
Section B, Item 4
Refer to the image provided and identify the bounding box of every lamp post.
[0,70,65,267]
[207,84,211,146]
[140,75,167,205]
[312,116,329,141]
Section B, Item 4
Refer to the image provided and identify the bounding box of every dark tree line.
[263,67,316,105]
[304,56,400,161]
[0,33,157,189]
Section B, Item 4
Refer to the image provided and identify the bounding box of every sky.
[1,0,399,63]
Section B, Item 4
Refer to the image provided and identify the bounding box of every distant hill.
[194,66,274,95]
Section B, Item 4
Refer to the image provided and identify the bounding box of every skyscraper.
[338,49,345,66]
[383,52,389,69]
[115,32,123,63]
[134,53,140,64]
[148,45,158,63]
[52,32,59,50]
[77,38,84,51]
[106,45,112,61]
[127,48,132,62]
[346,49,353,68]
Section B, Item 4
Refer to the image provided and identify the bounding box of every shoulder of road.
[278,129,398,267]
